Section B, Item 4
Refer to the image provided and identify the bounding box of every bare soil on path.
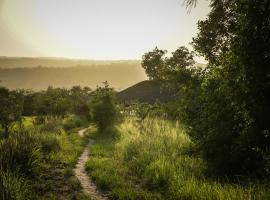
[74,128,109,200]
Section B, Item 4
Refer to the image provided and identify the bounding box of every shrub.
[62,115,86,131]
[91,84,119,132]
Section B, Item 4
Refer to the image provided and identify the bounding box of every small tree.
[0,87,24,137]
[91,82,119,132]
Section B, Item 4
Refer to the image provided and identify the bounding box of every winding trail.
[74,128,109,200]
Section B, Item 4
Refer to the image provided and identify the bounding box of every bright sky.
[0,0,210,60]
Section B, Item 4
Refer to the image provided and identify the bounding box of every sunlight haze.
[0,0,209,60]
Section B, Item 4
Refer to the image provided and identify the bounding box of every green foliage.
[0,112,90,199]
[126,102,169,120]
[0,128,40,199]
[0,87,24,137]
[0,129,41,177]
[142,46,195,85]
[86,126,162,200]
[141,0,270,178]
[34,116,46,125]
[0,85,91,198]
[39,117,63,134]
[87,117,269,199]
[185,0,270,177]
[56,130,88,167]
[40,134,61,154]
[0,171,29,200]
[62,114,87,131]
[69,86,91,118]
[33,87,70,117]
[142,47,167,80]
[22,85,92,119]
[91,82,120,132]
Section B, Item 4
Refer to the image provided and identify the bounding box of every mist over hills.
[0,57,147,91]
[0,56,139,68]
[0,57,206,91]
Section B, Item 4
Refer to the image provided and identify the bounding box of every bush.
[62,115,86,131]
[177,64,270,178]
[91,84,119,132]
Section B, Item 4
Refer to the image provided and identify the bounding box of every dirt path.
[74,128,109,200]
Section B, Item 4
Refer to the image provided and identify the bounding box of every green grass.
[86,117,269,200]
[32,119,91,199]
[0,115,92,200]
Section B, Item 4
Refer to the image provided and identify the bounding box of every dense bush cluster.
[23,86,92,118]
[142,1,270,179]
[91,82,120,132]
[0,85,92,138]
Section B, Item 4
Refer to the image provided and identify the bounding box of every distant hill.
[0,56,139,68]
[0,58,147,91]
[0,56,206,91]
[117,80,175,103]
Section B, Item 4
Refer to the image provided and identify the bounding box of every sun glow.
[0,0,209,59]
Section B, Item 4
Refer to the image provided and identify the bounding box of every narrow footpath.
[74,128,109,200]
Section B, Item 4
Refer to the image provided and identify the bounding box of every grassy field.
[0,115,91,200]
[86,117,269,200]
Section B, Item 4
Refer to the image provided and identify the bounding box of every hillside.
[0,57,206,91]
[0,62,147,91]
[117,80,175,103]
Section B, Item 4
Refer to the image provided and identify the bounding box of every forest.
[0,0,270,199]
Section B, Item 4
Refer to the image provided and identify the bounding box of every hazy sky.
[0,0,210,60]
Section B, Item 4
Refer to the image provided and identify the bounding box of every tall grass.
[0,170,29,200]
[86,117,269,200]
[0,115,90,199]
[0,128,41,200]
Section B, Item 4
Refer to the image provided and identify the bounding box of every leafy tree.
[187,0,270,177]
[142,46,200,91]
[153,0,270,177]
[0,87,24,137]
[22,90,36,116]
[91,82,119,132]
[142,47,167,80]
[69,86,91,118]
[34,87,70,117]
[142,0,270,177]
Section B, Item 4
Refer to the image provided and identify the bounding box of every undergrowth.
[86,117,270,200]
[0,115,90,200]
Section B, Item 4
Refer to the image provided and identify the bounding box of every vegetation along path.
[74,128,109,200]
